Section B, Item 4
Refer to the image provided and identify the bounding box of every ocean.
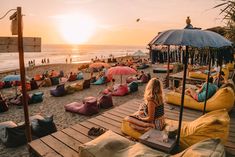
[0,44,148,72]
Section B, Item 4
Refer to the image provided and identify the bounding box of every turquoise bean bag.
[92,77,105,85]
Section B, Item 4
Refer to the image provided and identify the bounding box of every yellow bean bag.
[189,68,229,80]
[171,109,230,150]
[121,110,229,151]
[165,87,234,112]
[226,62,234,71]
[70,82,83,91]
[121,120,144,139]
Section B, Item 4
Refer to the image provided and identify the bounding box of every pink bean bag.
[64,97,99,116]
[112,85,128,96]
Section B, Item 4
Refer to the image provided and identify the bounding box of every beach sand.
[0,63,166,157]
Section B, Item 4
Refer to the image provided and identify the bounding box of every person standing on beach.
[47,58,50,64]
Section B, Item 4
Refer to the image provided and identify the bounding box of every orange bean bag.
[34,74,41,81]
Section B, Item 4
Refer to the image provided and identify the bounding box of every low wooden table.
[139,129,177,153]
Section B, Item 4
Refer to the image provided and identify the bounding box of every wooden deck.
[28,99,235,157]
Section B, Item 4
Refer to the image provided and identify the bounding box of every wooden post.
[166,46,170,88]
[17,7,32,142]
[203,50,212,114]
[176,46,189,147]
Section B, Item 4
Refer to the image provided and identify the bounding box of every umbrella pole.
[217,63,222,87]
[166,46,170,88]
[17,7,32,142]
[203,50,212,115]
[176,46,189,147]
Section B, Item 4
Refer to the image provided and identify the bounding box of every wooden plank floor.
[28,99,235,156]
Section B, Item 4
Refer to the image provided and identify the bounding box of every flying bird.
[136,18,140,22]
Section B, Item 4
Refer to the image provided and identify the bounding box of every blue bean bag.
[29,92,44,104]
[77,73,84,80]
[137,64,149,69]
[128,82,138,93]
[50,77,60,85]
[50,84,67,97]
[92,77,105,85]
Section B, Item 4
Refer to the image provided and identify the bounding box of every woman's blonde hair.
[144,78,164,105]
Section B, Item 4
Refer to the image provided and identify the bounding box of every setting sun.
[57,14,96,44]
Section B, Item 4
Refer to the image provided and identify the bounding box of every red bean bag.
[18,83,31,91]
[68,75,77,82]
[112,85,128,96]
[0,81,5,89]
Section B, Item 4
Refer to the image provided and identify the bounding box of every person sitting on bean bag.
[186,76,218,102]
[30,78,38,90]
[137,71,148,83]
[213,71,227,88]
[39,76,52,87]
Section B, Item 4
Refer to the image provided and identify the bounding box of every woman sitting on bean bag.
[186,76,218,102]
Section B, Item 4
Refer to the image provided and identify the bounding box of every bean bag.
[0,100,8,113]
[83,79,91,89]
[31,115,57,138]
[121,117,146,139]
[77,72,84,80]
[79,130,225,157]
[165,87,234,112]
[92,77,106,85]
[168,109,230,150]
[50,77,60,85]
[78,130,167,157]
[137,64,149,69]
[112,85,128,96]
[128,82,138,93]
[18,83,31,91]
[64,98,99,116]
[172,138,225,157]
[34,74,41,81]
[65,85,76,94]
[50,84,67,97]
[0,81,4,89]
[70,83,83,91]
[29,92,44,104]
[0,124,27,147]
[98,93,113,109]
[3,81,12,88]
[68,74,77,82]
[189,68,229,80]
[226,62,234,71]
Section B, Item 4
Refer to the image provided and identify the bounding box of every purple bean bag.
[65,97,99,115]
[112,85,128,96]
[50,84,67,97]
[98,93,113,109]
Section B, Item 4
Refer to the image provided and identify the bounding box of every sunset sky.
[0,0,224,46]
